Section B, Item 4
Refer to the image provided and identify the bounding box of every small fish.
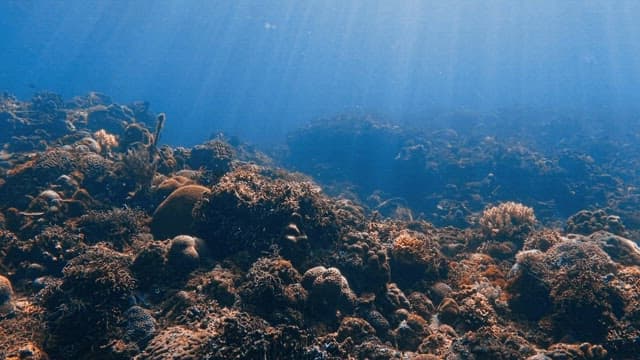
[19,211,45,217]
[0,152,11,161]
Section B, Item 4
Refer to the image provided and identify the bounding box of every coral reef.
[1,92,640,359]
[76,207,148,249]
[284,115,639,227]
[389,229,448,290]
[193,164,345,263]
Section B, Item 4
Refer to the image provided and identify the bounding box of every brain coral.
[302,266,356,319]
[151,184,210,240]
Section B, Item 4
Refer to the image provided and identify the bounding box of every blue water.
[1,1,639,145]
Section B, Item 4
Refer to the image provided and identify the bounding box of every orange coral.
[393,231,424,254]
[93,129,119,155]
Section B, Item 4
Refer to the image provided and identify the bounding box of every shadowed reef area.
[1,92,640,359]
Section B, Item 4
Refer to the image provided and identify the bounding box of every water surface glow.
[0,1,637,144]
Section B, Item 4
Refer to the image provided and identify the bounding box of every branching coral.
[188,138,235,176]
[121,145,156,193]
[239,255,305,324]
[5,225,83,277]
[93,129,119,156]
[135,326,208,360]
[479,201,536,242]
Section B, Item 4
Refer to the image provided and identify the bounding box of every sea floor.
[1,92,639,359]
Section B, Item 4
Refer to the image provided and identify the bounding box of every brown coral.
[41,246,137,358]
[166,235,203,276]
[77,207,148,249]
[151,185,210,240]
[193,164,343,261]
[302,266,356,321]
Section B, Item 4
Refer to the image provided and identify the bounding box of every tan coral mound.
[151,185,210,240]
